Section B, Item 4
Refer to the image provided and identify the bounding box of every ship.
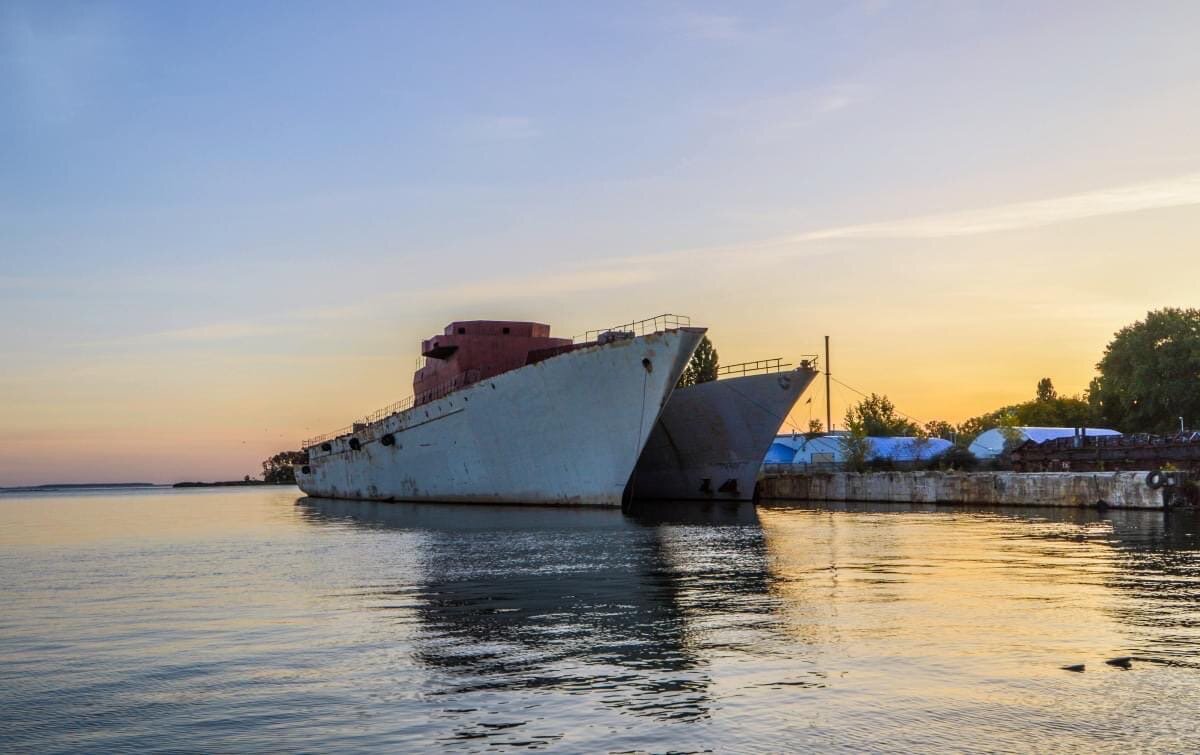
[627,358,818,502]
[295,315,705,506]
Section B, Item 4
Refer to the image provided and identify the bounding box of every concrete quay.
[757,470,1167,509]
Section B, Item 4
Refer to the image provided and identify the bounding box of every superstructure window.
[502,327,510,334]
[457,327,466,334]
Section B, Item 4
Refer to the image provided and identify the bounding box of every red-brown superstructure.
[414,321,572,406]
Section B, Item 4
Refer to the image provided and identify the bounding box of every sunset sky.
[3,2,1200,485]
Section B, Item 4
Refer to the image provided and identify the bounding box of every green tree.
[844,393,919,437]
[262,451,308,484]
[677,335,719,388]
[1089,308,1200,433]
[1036,377,1057,402]
[956,378,1098,444]
[923,420,956,441]
[839,409,871,472]
[995,410,1025,453]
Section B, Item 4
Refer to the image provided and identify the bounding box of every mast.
[825,335,831,432]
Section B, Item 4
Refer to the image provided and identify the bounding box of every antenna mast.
[825,335,832,432]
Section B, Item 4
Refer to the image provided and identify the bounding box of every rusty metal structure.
[1010,431,1200,473]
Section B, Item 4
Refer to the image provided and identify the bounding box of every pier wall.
[758,470,1164,509]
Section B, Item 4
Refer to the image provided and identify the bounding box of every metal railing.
[573,313,691,344]
[718,357,781,377]
[301,371,479,450]
[716,355,819,378]
[305,314,697,449]
[303,425,355,449]
[413,369,481,407]
[363,396,414,426]
[761,461,843,474]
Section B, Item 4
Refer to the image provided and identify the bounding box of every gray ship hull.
[628,367,818,502]
[296,328,704,506]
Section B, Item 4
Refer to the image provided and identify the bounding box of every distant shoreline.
[0,482,158,493]
[172,481,295,488]
[1,481,297,493]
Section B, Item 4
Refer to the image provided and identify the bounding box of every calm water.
[3,488,1200,752]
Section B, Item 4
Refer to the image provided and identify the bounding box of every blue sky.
[3,2,1200,483]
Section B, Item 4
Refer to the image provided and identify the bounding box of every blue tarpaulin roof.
[766,435,953,464]
[967,426,1121,459]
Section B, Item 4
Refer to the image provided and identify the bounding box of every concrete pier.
[757,470,1165,509]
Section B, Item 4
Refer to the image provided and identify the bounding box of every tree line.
[826,307,1200,445]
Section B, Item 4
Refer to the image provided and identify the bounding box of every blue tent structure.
[764,439,803,464]
[967,427,1121,459]
[765,435,953,465]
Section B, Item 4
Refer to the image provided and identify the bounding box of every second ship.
[628,358,818,502]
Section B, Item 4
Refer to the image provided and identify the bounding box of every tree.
[955,414,992,446]
[677,335,719,388]
[956,378,1098,444]
[262,451,308,484]
[844,393,919,437]
[839,409,871,472]
[995,410,1025,453]
[1036,377,1057,402]
[923,420,956,441]
[807,418,824,436]
[1089,308,1200,433]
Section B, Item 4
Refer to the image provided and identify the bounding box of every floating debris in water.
[1061,664,1086,672]
[1105,656,1133,669]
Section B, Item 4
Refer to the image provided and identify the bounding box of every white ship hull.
[296,329,704,506]
[628,368,817,502]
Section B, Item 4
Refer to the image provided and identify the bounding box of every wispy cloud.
[593,171,1200,276]
[77,173,1200,350]
[458,115,540,142]
[675,12,746,41]
[814,88,858,114]
[714,84,868,135]
[92,321,293,347]
[442,266,656,301]
[81,265,651,349]
[792,172,1200,241]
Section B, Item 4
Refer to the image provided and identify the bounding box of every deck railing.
[305,314,696,449]
[716,355,819,378]
[301,371,478,450]
[303,425,355,449]
[718,358,789,377]
[761,461,844,474]
[573,313,691,344]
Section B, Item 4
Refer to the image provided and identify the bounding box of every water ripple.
[3,492,1200,751]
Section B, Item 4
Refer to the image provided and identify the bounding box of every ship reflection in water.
[5,489,1200,751]
[294,497,780,737]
